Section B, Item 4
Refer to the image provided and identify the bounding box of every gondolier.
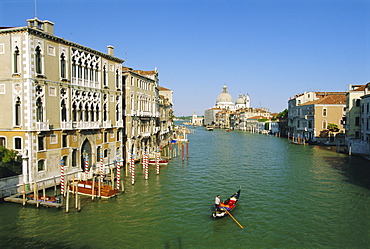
[215,195,221,208]
[213,189,241,218]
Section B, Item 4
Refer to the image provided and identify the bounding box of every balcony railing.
[73,121,101,129]
[103,120,112,128]
[36,121,49,131]
[61,121,73,130]
[116,120,124,127]
[142,131,151,137]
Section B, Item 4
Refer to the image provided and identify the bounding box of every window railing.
[36,121,49,131]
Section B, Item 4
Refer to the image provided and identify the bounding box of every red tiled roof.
[300,94,346,105]
[158,86,171,91]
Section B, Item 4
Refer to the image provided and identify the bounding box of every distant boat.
[148,159,169,166]
[69,180,118,199]
[226,129,232,132]
[206,126,214,131]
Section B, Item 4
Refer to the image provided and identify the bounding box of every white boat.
[148,159,169,166]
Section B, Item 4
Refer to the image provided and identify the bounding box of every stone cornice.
[0,27,124,64]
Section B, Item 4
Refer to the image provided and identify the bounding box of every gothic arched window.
[36,97,43,122]
[35,46,42,74]
[14,46,19,74]
[15,97,21,126]
[60,53,66,78]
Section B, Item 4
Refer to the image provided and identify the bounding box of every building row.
[0,18,174,192]
[202,84,370,158]
[203,85,271,131]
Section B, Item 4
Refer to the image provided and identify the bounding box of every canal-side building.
[288,91,346,142]
[360,83,370,157]
[0,18,125,191]
[190,112,204,126]
[122,67,160,160]
[344,83,370,156]
[158,86,174,148]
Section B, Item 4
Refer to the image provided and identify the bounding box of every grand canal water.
[1,126,370,248]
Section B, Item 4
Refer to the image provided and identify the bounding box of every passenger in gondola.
[215,195,221,209]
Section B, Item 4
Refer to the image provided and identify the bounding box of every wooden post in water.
[75,182,78,209]
[144,149,148,180]
[53,176,57,196]
[186,142,189,158]
[116,151,121,189]
[182,143,184,161]
[131,151,135,185]
[34,181,39,208]
[42,181,46,201]
[156,148,160,175]
[98,176,101,198]
[65,182,69,213]
[110,167,114,187]
[91,176,95,200]
[22,183,26,206]
[60,159,65,196]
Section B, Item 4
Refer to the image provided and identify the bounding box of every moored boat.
[28,194,60,203]
[148,159,169,166]
[206,125,214,131]
[69,180,118,199]
[212,189,241,218]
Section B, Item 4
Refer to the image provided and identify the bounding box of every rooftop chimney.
[107,45,114,56]
[27,18,54,35]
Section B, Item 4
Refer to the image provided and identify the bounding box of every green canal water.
[1,127,370,248]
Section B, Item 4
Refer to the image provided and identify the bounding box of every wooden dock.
[4,192,63,208]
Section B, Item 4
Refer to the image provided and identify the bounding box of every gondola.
[212,189,241,218]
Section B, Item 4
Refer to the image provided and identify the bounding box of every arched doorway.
[81,139,92,173]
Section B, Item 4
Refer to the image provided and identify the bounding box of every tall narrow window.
[96,147,101,163]
[62,156,68,167]
[35,46,42,74]
[72,102,77,121]
[90,63,94,82]
[84,103,89,121]
[36,97,43,122]
[38,136,44,151]
[95,65,99,83]
[103,103,107,121]
[72,59,76,78]
[62,134,68,148]
[38,160,45,171]
[84,62,88,82]
[72,149,77,167]
[322,120,327,130]
[14,46,19,74]
[61,100,67,121]
[14,137,22,150]
[15,97,21,126]
[322,108,327,117]
[0,137,5,147]
[116,69,119,89]
[103,65,107,86]
[60,53,66,78]
[78,59,82,79]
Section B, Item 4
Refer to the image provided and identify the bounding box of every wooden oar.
[222,208,244,229]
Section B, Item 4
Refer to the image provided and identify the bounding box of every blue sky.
[1,0,369,116]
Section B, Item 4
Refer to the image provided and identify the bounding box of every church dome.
[235,94,245,105]
[216,85,233,103]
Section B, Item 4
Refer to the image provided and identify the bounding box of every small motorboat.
[69,180,118,199]
[212,189,241,218]
[28,194,60,203]
[148,159,169,166]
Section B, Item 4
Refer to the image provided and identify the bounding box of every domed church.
[235,93,250,109]
[215,85,235,110]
